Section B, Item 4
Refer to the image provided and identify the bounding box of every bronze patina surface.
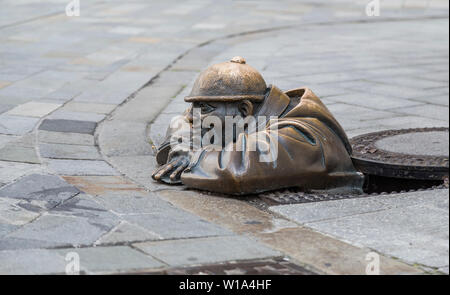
[152,57,364,195]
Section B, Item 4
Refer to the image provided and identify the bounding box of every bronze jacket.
[156,86,363,195]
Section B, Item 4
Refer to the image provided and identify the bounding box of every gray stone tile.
[305,201,449,268]
[62,102,116,114]
[57,246,166,274]
[47,159,119,176]
[0,249,67,274]
[0,197,39,225]
[38,130,95,146]
[0,144,40,164]
[0,222,19,239]
[0,104,14,115]
[0,134,18,149]
[99,120,153,157]
[396,104,449,121]
[7,213,119,247]
[6,101,61,118]
[0,173,80,210]
[0,115,39,135]
[134,235,281,266]
[49,193,117,220]
[94,192,176,214]
[96,221,161,245]
[270,198,390,224]
[0,160,43,184]
[47,110,105,123]
[39,119,97,135]
[39,143,102,160]
[122,208,231,240]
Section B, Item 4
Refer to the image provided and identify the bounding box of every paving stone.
[0,144,40,164]
[0,173,80,210]
[134,236,280,267]
[47,110,105,123]
[303,196,449,268]
[0,198,39,225]
[94,192,177,215]
[7,213,119,247]
[122,208,231,240]
[62,175,146,196]
[56,246,166,274]
[328,93,423,110]
[0,134,18,149]
[0,115,39,135]
[38,119,97,135]
[47,159,120,176]
[396,104,450,121]
[0,249,67,274]
[6,102,61,118]
[256,227,422,275]
[270,198,390,224]
[62,102,116,114]
[49,193,117,220]
[0,222,19,239]
[99,120,153,157]
[96,221,161,245]
[0,161,42,184]
[38,130,95,145]
[39,143,102,160]
[0,104,14,115]
[107,156,181,192]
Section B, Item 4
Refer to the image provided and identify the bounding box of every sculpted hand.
[152,155,190,184]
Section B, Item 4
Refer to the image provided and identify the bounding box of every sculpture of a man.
[152,56,363,195]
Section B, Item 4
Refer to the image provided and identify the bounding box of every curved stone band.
[184,94,265,102]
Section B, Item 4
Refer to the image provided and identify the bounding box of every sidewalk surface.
[0,0,448,274]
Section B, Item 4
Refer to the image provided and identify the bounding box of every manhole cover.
[350,127,449,180]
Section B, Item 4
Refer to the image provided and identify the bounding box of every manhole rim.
[350,127,449,180]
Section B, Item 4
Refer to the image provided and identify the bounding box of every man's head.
[185,57,267,143]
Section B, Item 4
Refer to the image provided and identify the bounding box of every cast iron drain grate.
[350,127,449,180]
[129,258,316,275]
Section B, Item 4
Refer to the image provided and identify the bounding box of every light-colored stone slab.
[38,130,95,145]
[0,249,66,274]
[39,143,102,160]
[0,115,39,135]
[96,221,161,245]
[56,246,166,274]
[134,235,280,266]
[6,102,61,118]
[47,159,120,176]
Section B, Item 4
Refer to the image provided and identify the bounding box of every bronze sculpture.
[152,56,364,195]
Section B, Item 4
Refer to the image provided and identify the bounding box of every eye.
[198,102,215,114]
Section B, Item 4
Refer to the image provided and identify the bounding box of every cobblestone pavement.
[0,0,448,274]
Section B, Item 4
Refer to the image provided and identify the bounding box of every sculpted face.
[191,100,259,146]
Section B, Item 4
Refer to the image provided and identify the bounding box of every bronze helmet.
[185,56,267,103]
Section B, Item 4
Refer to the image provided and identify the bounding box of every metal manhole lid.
[350,127,449,180]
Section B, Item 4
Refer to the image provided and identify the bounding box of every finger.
[152,160,178,180]
[169,160,188,181]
